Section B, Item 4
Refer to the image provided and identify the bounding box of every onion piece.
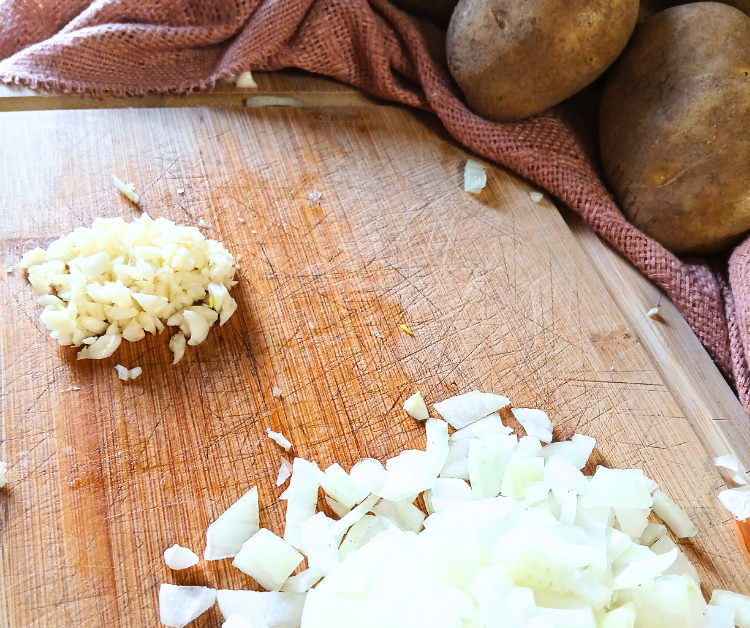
[338,515,391,559]
[216,590,305,628]
[714,454,749,485]
[430,478,472,512]
[639,523,667,547]
[511,436,544,461]
[318,463,369,509]
[543,434,596,470]
[349,458,386,495]
[159,584,216,628]
[276,458,292,486]
[378,419,447,502]
[710,590,750,628]
[719,485,750,521]
[650,536,700,585]
[580,467,653,510]
[283,458,320,550]
[403,391,429,420]
[600,602,636,628]
[440,414,512,480]
[373,498,425,533]
[0,461,6,488]
[222,613,253,628]
[433,390,510,429]
[232,528,304,591]
[325,496,349,518]
[300,587,365,627]
[544,454,588,495]
[451,413,512,441]
[612,548,678,590]
[468,433,516,499]
[511,408,553,443]
[204,487,260,560]
[706,605,737,628]
[164,544,200,570]
[280,567,325,593]
[330,494,379,536]
[301,512,340,575]
[651,490,698,538]
[614,507,650,542]
[500,457,544,498]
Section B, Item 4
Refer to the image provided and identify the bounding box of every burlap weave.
[1,0,747,416]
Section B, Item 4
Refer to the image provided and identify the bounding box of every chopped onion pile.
[18,214,237,362]
[158,390,750,628]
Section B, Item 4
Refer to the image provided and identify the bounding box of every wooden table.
[1,71,748,627]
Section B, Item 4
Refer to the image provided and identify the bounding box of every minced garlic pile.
[19,214,237,362]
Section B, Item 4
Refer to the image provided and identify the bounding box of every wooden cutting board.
[1,81,750,627]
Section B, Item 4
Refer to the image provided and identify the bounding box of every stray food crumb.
[251,230,257,234]
[6,266,15,274]
[272,385,283,398]
[198,219,207,227]
[464,160,487,194]
[308,322,315,329]
[374,332,383,338]
[236,71,258,89]
[267,427,292,451]
[238,218,245,223]
[647,306,665,323]
[309,189,322,205]
[0,461,6,488]
[116,365,143,381]
[529,192,544,203]
[112,174,139,204]
[277,458,293,485]
[399,324,414,336]
[177,188,185,194]
[60,386,81,392]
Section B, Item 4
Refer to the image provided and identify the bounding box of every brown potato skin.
[446,0,639,122]
[600,2,750,256]
[638,0,750,22]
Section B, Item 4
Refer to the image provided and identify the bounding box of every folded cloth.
[1,0,746,414]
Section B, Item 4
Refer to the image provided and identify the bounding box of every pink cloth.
[1,0,745,413]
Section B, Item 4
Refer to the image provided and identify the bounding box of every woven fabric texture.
[1,0,745,414]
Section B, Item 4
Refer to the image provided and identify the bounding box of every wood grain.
[1,103,749,627]
[566,211,750,473]
[0,71,378,112]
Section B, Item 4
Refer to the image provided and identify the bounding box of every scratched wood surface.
[1,102,750,628]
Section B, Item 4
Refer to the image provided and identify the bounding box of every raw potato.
[447,0,639,122]
[600,3,750,255]
[638,0,750,23]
